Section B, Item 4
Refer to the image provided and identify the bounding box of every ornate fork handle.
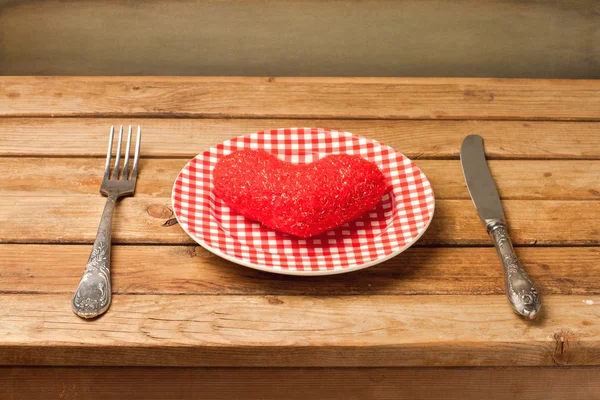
[72,195,117,318]
[487,220,541,319]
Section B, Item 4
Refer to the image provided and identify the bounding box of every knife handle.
[487,221,541,320]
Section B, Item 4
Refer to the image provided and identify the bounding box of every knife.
[460,134,541,320]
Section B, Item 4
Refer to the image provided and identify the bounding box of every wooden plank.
[2,366,599,400]
[418,160,600,200]
[1,77,600,120]
[2,158,600,200]
[2,118,599,159]
[2,0,599,79]
[1,245,598,296]
[0,294,598,367]
[0,198,598,245]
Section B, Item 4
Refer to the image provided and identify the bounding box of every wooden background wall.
[1,0,599,77]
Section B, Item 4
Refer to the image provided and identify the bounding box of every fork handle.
[72,195,117,318]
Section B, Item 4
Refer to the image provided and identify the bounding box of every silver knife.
[460,134,541,320]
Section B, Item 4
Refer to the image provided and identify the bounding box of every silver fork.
[72,125,141,318]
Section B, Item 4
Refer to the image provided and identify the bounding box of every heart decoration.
[213,150,388,238]
[172,128,435,275]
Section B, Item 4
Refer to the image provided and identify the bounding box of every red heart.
[213,150,387,238]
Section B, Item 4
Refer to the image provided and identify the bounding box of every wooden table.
[1,77,600,399]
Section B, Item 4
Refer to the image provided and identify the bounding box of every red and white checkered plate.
[172,128,435,276]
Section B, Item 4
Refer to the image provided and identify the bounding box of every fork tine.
[131,126,141,178]
[111,126,124,179]
[103,126,115,180]
[122,125,133,179]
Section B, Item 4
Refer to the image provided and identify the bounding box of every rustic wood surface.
[3,118,600,159]
[1,77,599,397]
[3,158,600,200]
[2,367,600,400]
[1,245,598,296]
[1,294,599,367]
[1,77,600,120]
[2,198,598,245]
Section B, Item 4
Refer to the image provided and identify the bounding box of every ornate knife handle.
[487,221,541,319]
[72,196,116,318]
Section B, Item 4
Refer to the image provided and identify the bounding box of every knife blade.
[460,135,505,224]
[460,134,541,320]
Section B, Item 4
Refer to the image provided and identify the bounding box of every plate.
[172,128,435,276]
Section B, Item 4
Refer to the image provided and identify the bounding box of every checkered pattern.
[172,128,435,275]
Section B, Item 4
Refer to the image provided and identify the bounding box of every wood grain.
[2,118,599,159]
[2,366,600,400]
[2,157,599,200]
[1,244,599,296]
[1,77,599,376]
[1,197,598,245]
[0,294,598,367]
[1,77,600,119]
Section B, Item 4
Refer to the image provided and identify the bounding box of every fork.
[72,125,141,318]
